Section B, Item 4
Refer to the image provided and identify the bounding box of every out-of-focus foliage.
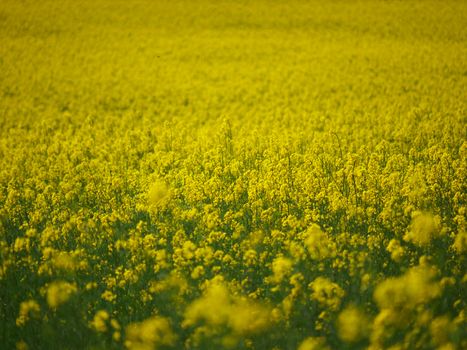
[1,0,466,349]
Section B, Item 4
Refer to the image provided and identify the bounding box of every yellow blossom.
[309,277,345,311]
[46,281,77,309]
[90,310,110,332]
[430,315,455,347]
[271,256,293,283]
[101,290,117,303]
[374,264,441,309]
[304,225,335,259]
[125,316,176,350]
[452,230,466,253]
[404,211,442,246]
[337,305,370,343]
[147,180,170,209]
[16,300,40,327]
[183,281,270,335]
[297,337,330,350]
[387,239,404,262]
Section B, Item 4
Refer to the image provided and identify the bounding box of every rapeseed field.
[1,0,466,349]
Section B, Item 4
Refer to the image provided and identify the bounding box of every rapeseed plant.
[1,0,466,349]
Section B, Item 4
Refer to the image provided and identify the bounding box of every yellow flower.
[360,273,371,291]
[452,230,466,253]
[297,337,330,350]
[374,263,440,309]
[243,249,257,266]
[228,301,271,334]
[16,341,28,350]
[430,315,454,347]
[183,282,230,328]
[191,265,205,279]
[181,240,197,260]
[125,316,176,350]
[53,251,77,271]
[386,239,404,262]
[13,237,30,253]
[16,300,40,327]
[304,225,335,259]
[183,280,270,335]
[403,211,442,246]
[46,281,77,309]
[113,331,121,342]
[147,180,170,209]
[101,290,117,303]
[271,256,293,283]
[369,308,400,347]
[337,305,370,343]
[90,310,110,333]
[309,277,345,311]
